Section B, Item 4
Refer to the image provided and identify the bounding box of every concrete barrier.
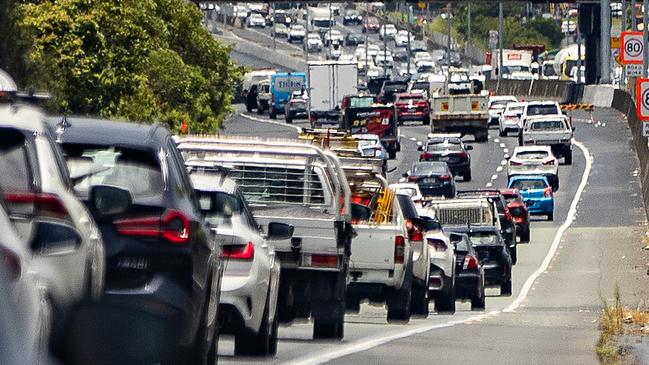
[485,79,576,103]
[216,31,305,72]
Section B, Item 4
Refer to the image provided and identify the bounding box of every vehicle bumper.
[483,263,509,286]
[428,265,452,296]
[347,264,406,289]
[455,272,481,299]
[524,198,554,215]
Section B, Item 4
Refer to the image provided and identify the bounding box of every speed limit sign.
[621,31,645,65]
[637,78,649,121]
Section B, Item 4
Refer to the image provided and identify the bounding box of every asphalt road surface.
[219,12,649,364]
[216,106,649,365]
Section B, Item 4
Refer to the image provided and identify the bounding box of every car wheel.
[501,279,512,296]
[388,149,397,159]
[235,294,274,356]
[521,228,530,243]
[269,109,276,119]
[470,277,486,311]
[285,116,292,124]
[499,128,505,137]
[548,212,554,221]
[564,151,573,165]
[313,301,345,339]
[345,294,361,313]
[510,246,518,265]
[434,285,456,314]
[387,264,413,322]
[464,171,472,182]
[423,117,430,125]
[190,276,219,364]
[257,105,264,115]
[410,279,429,316]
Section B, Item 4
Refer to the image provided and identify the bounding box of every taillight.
[438,174,452,181]
[0,246,21,281]
[504,209,513,222]
[115,209,191,245]
[543,187,552,197]
[221,242,254,260]
[419,153,432,161]
[3,192,69,219]
[462,255,479,270]
[542,160,554,165]
[428,238,447,252]
[408,176,418,182]
[458,151,468,158]
[509,161,523,166]
[311,254,339,268]
[394,235,405,264]
[405,220,423,241]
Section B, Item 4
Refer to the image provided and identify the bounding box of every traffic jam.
[0,1,589,365]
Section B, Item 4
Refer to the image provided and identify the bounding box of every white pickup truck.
[345,172,430,321]
[177,137,354,340]
[521,115,574,165]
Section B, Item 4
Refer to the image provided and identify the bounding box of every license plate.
[422,177,438,184]
[116,257,148,270]
[439,156,450,162]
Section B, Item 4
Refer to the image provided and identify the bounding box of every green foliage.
[15,0,241,133]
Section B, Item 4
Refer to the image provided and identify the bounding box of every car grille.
[436,207,483,225]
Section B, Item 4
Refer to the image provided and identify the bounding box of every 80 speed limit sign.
[621,31,645,65]
[637,78,649,121]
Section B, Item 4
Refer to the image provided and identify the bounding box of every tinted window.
[0,129,33,192]
[515,151,549,159]
[526,105,559,116]
[468,231,500,245]
[62,145,164,198]
[509,179,547,190]
[412,163,447,175]
[396,194,418,219]
[530,120,566,130]
[426,142,463,152]
[349,97,375,108]
[455,238,470,252]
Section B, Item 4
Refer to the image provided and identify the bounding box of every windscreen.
[313,19,334,28]
[0,129,33,193]
[509,179,547,190]
[530,120,565,130]
[62,145,164,198]
[526,105,559,116]
[397,94,424,101]
[490,100,510,108]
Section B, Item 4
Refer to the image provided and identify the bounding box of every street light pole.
[446,2,451,69]
[467,2,471,52]
[407,5,412,76]
[632,0,637,30]
[643,0,649,78]
[601,0,611,83]
[272,2,276,50]
[498,1,504,84]
[383,10,388,77]
[306,7,311,121]
[365,3,369,76]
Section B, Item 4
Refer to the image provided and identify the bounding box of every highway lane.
[215,107,611,364]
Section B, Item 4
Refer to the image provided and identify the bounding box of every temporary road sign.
[643,122,649,137]
[627,64,643,77]
[637,78,649,121]
[621,31,645,65]
[611,36,620,50]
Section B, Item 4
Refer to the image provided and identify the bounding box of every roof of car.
[44,116,169,147]
[0,103,47,132]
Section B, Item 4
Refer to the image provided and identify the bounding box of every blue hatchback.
[507,175,554,221]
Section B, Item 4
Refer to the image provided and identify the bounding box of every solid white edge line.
[281,140,593,365]
[240,113,303,132]
[503,140,592,313]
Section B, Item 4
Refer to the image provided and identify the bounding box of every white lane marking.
[500,160,507,166]
[504,140,592,313]
[496,166,503,172]
[282,140,593,365]
[494,138,500,143]
[410,137,417,141]
[499,143,506,148]
[503,148,509,154]
[240,113,302,132]
[491,174,498,180]
[485,182,493,188]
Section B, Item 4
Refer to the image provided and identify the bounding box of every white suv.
[507,146,559,190]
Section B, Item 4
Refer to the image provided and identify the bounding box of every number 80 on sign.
[636,78,649,122]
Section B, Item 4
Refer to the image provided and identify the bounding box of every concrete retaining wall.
[485,79,578,104]
[216,32,305,72]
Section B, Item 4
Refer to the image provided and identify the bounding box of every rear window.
[509,207,525,216]
[530,120,565,130]
[0,129,33,192]
[510,179,547,190]
[197,191,241,226]
[468,231,500,246]
[412,163,446,175]
[526,105,559,116]
[61,145,164,198]
[426,142,462,152]
[398,95,424,101]
[230,165,326,205]
[515,151,549,159]
[349,97,375,108]
[396,194,418,219]
[490,100,510,108]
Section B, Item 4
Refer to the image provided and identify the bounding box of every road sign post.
[621,31,645,64]
[636,78,649,122]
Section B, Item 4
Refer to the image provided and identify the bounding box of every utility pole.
[632,0,637,30]
[622,0,627,31]
[365,2,369,76]
[446,2,451,69]
[577,25,582,84]
[328,1,333,55]
[498,1,504,83]
[601,0,611,83]
[272,2,276,50]
[467,2,471,52]
[642,0,649,77]
[383,9,388,77]
[306,6,311,121]
[407,5,412,76]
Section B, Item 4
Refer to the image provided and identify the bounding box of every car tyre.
[510,246,518,265]
[434,286,456,314]
[388,149,397,159]
[269,109,277,119]
[520,228,530,243]
[501,279,512,296]
[386,264,413,322]
[188,276,219,365]
[499,128,505,137]
[548,212,554,221]
[410,280,429,316]
[464,171,472,182]
[235,290,277,356]
[564,151,573,165]
[313,303,345,340]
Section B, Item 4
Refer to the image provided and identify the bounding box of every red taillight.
[406,221,423,241]
[408,176,418,182]
[115,209,191,245]
[458,151,468,158]
[0,246,21,281]
[428,238,447,252]
[419,153,432,161]
[438,174,452,181]
[542,160,554,166]
[462,255,479,270]
[311,254,339,268]
[394,235,405,264]
[3,192,69,219]
[509,161,523,166]
[504,209,513,222]
[543,187,552,197]
[221,242,254,260]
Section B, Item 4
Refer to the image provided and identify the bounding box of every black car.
[446,231,485,310]
[417,136,472,181]
[404,162,456,198]
[393,49,409,62]
[457,190,517,264]
[377,79,409,104]
[343,9,363,25]
[49,118,222,364]
[344,32,364,46]
[446,226,512,296]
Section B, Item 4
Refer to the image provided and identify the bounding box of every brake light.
[394,235,405,264]
[428,238,448,252]
[0,246,21,281]
[458,151,468,158]
[408,176,418,182]
[462,255,479,270]
[114,209,191,244]
[3,192,69,219]
[438,174,452,181]
[509,161,523,166]
[542,160,554,165]
[405,220,423,241]
[221,242,254,260]
[419,153,432,161]
[311,254,339,268]
[543,187,552,197]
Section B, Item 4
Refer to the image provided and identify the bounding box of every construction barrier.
[560,103,594,111]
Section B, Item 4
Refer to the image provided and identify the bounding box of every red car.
[363,16,381,33]
[395,92,430,125]
[500,189,531,243]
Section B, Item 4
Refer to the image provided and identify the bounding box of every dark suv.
[48,117,221,364]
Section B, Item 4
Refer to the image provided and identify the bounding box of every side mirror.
[465,145,473,151]
[416,141,424,151]
[89,185,132,216]
[31,220,82,254]
[267,222,294,241]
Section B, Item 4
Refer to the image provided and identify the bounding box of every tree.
[16,0,241,133]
